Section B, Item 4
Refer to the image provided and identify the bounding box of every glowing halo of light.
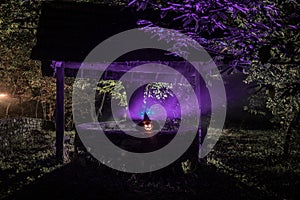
[110,63,192,138]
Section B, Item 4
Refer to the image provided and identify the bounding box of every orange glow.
[143,121,153,131]
[0,93,8,98]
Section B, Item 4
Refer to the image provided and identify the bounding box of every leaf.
[218,12,227,20]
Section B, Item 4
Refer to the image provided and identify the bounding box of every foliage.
[128,0,300,122]
[96,80,128,107]
[144,82,173,102]
[0,0,75,123]
[244,0,300,127]
[95,80,180,118]
[0,0,40,114]
[128,0,300,155]
[0,0,54,119]
[78,0,127,5]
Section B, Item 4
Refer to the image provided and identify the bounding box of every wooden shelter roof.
[30,1,188,77]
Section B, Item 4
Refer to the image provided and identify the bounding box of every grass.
[207,128,300,199]
[0,128,299,199]
[0,130,74,199]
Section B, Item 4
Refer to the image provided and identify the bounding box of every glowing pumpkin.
[143,121,153,131]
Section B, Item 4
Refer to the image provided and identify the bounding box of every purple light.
[128,85,181,120]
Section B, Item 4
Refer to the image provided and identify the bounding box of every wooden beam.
[55,63,65,163]
[63,61,200,83]
[62,61,197,76]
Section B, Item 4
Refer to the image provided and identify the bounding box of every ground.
[0,128,299,200]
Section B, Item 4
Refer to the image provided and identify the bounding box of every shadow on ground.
[3,157,272,200]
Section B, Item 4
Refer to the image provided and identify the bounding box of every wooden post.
[196,72,209,163]
[195,73,202,162]
[55,63,65,163]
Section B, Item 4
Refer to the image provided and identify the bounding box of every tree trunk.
[35,100,39,118]
[5,89,16,118]
[42,102,47,120]
[20,96,23,116]
[97,92,106,119]
[48,105,53,121]
[284,111,300,157]
[5,102,11,118]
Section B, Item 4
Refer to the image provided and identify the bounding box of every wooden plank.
[55,64,65,163]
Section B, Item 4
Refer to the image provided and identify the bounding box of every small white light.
[0,93,8,98]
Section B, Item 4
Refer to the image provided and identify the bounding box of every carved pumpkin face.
[143,121,153,131]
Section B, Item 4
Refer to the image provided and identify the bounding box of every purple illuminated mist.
[127,85,181,120]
